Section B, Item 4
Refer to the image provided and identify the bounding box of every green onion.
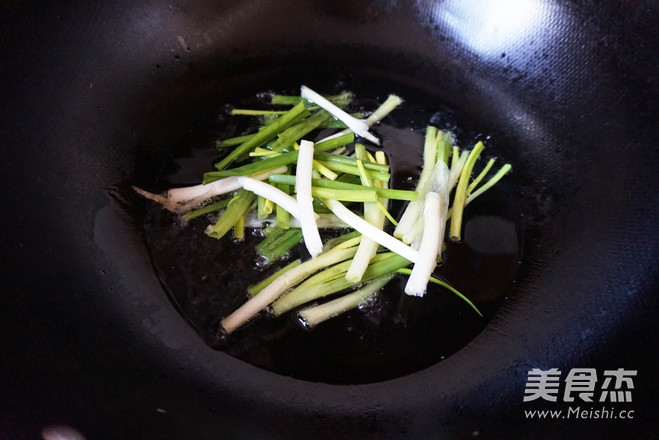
[214,101,309,171]
[275,179,291,229]
[311,187,378,202]
[249,259,302,296]
[296,140,323,258]
[313,152,390,173]
[313,160,390,182]
[322,198,419,263]
[203,133,355,183]
[468,159,496,194]
[220,237,360,334]
[449,141,484,241]
[205,189,255,240]
[467,164,512,203]
[404,192,443,296]
[256,227,303,262]
[297,275,393,328]
[268,174,417,201]
[396,268,482,317]
[346,144,386,282]
[272,252,410,315]
[216,134,253,148]
[183,199,231,221]
[301,85,379,145]
[271,91,353,108]
[270,110,332,153]
[231,109,289,116]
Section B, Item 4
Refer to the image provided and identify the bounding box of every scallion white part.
[220,244,359,334]
[402,160,449,249]
[296,140,323,258]
[315,94,403,144]
[301,85,380,145]
[298,275,393,328]
[364,94,404,125]
[449,150,469,190]
[404,192,443,297]
[237,176,303,220]
[167,177,241,203]
[321,198,419,263]
[167,166,287,202]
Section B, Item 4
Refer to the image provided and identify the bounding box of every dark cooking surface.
[1,1,657,439]
[141,88,522,383]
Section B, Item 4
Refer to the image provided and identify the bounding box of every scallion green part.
[256,226,304,262]
[449,141,485,241]
[216,134,253,148]
[297,275,393,328]
[271,92,353,108]
[395,268,482,317]
[214,101,309,171]
[272,252,411,315]
[268,174,417,201]
[270,110,332,153]
[204,133,355,184]
[205,189,255,240]
[183,198,231,220]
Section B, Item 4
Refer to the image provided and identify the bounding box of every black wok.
[1,1,657,439]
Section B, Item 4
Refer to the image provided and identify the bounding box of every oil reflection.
[441,0,548,57]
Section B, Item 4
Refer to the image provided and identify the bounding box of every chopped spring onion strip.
[205,189,255,240]
[298,275,394,328]
[183,199,231,220]
[315,94,403,144]
[364,95,404,125]
[449,149,469,190]
[256,227,303,263]
[231,109,289,116]
[248,259,302,296]
[322,230,362,251]
[204,133,355,183]
[271,91,353,108]
[401,160,449,249]
[449,141,485,241]
[270,110,332,152]
[233,211,245,239]
[272,252,410,315]
[346,145,386,282]
[396,268,482,316]
[313,152,389,173]
[312,159,338,180]
[220,242,360,334]
[301,85,380,145]
[311,188,378,202]
[466,164,512,203]
[215,101,309,170]
[216,134,252,148]
[274,180,292,229]
[468,158,496,193]
[268,174,417,201]
[321,198,420,263]
[167,166,287,203]
[314,160,390,182]
[296,140,323,258]
[404,192,443,296]
[394,127,445,241]
[237,176,305,220]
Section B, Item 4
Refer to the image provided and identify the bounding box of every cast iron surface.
[1,1,657,439]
